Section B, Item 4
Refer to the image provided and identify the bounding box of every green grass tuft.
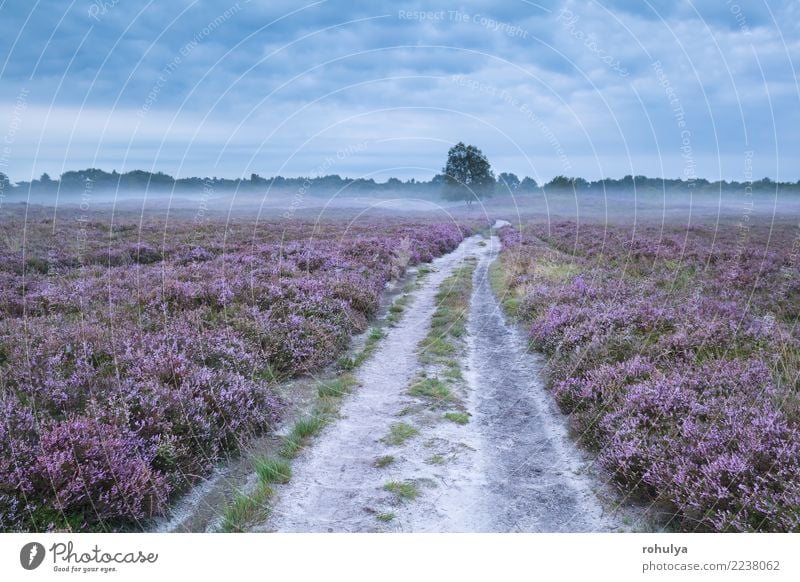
[384,480,420,500]
[220,483,274,532]
[253,456,292,484]
[387,297,409,325]
[376,512,395,522]
[417,261,476,362]
[367,327,385,342]
[280,415,325,458]
[280,436,303,459]
[489,257,524,317]
[443,412,470,425]
[337,355,356,371]
[408,377,454,403]
[383,422,419,445]
[442,360,463,381]
[419,335,456,359]
[533,258,582,283]
[294,415,325,438]
[317,374,356,398]
[374,455,395,468]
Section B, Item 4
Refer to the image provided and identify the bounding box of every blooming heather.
[0,208,469,531]
[499,220,800,532]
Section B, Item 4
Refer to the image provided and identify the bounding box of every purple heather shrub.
[0,210,470,531]
[552,355,655,414]
[0,417,41,530]
[184,246,214,264]
[34,417,170,528]
[599,360,800,531]
[499,220,800,532]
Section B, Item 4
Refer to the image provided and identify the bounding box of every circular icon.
[20,542,46,570]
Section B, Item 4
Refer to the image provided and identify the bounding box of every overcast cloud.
[0,0,798,182]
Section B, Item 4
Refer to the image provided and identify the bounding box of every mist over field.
[6,184,799,227]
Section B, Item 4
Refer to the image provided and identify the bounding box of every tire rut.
[259,235,488,532]
[465,233,623,531]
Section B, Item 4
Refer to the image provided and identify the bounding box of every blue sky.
[0,0,798,183]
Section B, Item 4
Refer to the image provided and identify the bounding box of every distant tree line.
[439,142,800,205]
[2,165,798,202]
[0,169,449,198]
[527,174,797,195]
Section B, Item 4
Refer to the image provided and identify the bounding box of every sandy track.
[462,234,621,531]
[259,227,625,532]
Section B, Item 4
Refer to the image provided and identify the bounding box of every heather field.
[494,220,800,531]
[0,206,469,531]
[3,203,799,535]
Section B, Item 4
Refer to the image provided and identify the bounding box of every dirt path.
[463,233,621,531]
[258,226,626,532]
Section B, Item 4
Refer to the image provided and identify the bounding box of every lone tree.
[442,142,495,204]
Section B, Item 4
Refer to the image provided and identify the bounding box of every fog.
[5,186,797,227]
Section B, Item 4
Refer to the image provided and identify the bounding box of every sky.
[0,0,798,184]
